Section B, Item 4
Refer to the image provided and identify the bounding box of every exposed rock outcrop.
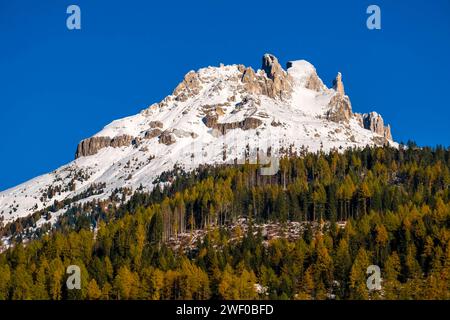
[75,137,111,158]
[110,135,134,148]
[75,134,134,158]
[326,94,353,123]
[241,67,262,94]
[159,131,177,145]
[356,112,393,140]
[144,128,162,139]
[202,113,219,128]
[384,125,392,141]
[173,71,202,102]
[200,104,228,117]
[149,121,163,129]
[216,117,263,134]
[304,72,325,92]
[326,73,352,123]
[238,54,293,100]
[261,54,292,100]
[333,72,345,96]
[202,114,263,135]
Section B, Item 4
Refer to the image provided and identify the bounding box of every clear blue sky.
[1,0,449,190]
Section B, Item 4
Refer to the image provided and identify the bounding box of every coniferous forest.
[0,145,449,300]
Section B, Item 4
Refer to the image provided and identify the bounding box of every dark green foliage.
[0,145,450,299]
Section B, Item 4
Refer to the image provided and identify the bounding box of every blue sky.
[1,0,449,190]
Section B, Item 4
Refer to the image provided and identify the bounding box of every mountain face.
[0,54,396,235]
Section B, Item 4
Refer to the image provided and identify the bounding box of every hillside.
[0,146,449,300]
[1,54,395,241]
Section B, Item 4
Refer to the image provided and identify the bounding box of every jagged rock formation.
[355,112,393,140]
[2,53,397,229]
[158,131,176,145]
[326,94,353,123]
[75,134,134,158]
[202,115,263,135]
[261,54,293,100]
[172,71,203,102]
[149,121,163,129]
[325,73,392,140]
[75,136,110,158]
[144,128,162,139]
[237,54,293,100]
[326,73,353,123]
[241,67,262,94]
[74,56,393,159]
[333,72,345,96]
[304,72,325,92]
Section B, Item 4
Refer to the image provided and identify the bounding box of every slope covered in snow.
[0,54,396,230]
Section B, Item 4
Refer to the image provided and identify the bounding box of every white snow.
[0,59,397,229]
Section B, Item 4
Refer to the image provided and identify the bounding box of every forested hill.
[0,145,449,300]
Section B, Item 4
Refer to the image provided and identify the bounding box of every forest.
[0,144,449,300]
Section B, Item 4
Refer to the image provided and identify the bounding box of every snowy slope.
[0,54,397,229]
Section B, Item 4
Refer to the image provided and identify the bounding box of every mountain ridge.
[0,53,396,235]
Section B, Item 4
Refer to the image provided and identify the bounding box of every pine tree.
[11,265,33,300]
[113,266,139,300]
[86,279,102,300]
[349,248,371,300]
[0,264,11,299]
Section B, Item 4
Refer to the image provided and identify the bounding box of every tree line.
[0,144,449,299]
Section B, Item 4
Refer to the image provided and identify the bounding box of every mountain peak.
[287,60,325,92]
[261,53,284,80]
[333,72,345,96]
[0,53,396,231]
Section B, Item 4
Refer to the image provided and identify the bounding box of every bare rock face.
[384,124,392,141]
[326,94,353,123]
[354,113,364,128]
[75,137,111,158]
[202,114,263,135]
[215,117,263,135]
[239,54,293,100]
[202,113,219,128]
[173,71,202,102]
[75,134,134,158]
[241,67,262,94]
[364,112,384,135]
[201,102,237,129]
[261,54,292,100]
[356,112,393,140]
[149,121,163,129]
[326,73,353,123]
[262,54,284,80]
[304,73,324,92]
[238,54,293,100]
[240,117,263,130]
[333,72,345,96]
[159,131,177,145]
[144,128,162,139]
[110,135,134,148]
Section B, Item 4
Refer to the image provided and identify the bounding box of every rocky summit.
[0,53,396,235]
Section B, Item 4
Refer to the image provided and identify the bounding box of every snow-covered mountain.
[0,54,396,231]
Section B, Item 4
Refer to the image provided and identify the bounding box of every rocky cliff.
[2,53,397,228]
